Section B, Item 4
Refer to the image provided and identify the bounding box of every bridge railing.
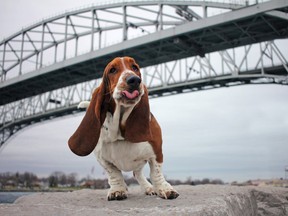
[144,40,288,90]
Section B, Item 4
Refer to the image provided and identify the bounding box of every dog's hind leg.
[133,167,156,196]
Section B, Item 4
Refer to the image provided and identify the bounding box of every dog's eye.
[109,67,116,74]
[131,65,139,72]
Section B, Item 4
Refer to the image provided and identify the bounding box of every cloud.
[150,85,288,181]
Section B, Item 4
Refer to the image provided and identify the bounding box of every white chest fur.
[94,111,155,172]
[95,139,154,172]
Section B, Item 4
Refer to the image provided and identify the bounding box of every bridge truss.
[0,0,288,146]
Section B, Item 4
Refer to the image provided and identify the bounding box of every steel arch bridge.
[1,0,288,147]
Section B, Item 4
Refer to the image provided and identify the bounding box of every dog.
[68,56,179,200]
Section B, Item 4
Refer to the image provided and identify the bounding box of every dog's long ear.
[124,86,152,142]
[68,83,107,156]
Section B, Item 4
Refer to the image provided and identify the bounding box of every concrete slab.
[1,185,287,216]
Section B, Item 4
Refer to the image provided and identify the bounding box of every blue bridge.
[1,0,288,146]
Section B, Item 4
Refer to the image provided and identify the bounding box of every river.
[0,192,34,203]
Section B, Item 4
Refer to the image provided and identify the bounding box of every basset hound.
[68,57,179,200]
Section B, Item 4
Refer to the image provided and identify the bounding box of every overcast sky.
[0,0,288,183]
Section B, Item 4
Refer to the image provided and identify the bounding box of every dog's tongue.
[122,90,139,99]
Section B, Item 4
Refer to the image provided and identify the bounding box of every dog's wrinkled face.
[104,57,144,107]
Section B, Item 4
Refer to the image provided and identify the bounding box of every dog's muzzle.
[121,75,142,100]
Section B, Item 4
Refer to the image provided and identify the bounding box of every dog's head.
[68,57,151,156]
[104,57,144,107]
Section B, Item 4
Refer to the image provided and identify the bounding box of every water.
[0,192,34,203]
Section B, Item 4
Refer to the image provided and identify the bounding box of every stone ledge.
[1,185,287,216]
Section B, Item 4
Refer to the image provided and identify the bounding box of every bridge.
[1,0,288,146]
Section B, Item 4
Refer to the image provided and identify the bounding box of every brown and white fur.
[68,57,179,201]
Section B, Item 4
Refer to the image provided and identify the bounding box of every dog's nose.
[126,75,141,89]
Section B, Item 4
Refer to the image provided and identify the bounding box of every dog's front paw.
[107,189,128,201]
[158,189,179,199]
[155,183,179,199]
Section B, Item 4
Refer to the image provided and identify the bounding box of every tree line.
[0,171,224,190]
[0,171,78,189]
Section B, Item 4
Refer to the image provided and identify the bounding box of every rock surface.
[0,185,287,216]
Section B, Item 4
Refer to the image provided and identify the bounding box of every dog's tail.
[77,101,90,109]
